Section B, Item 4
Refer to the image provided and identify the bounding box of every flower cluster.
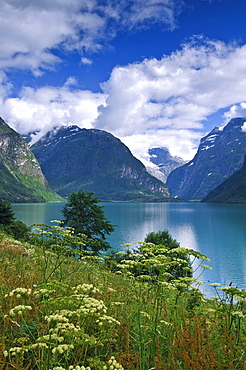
[107,356,124,370]
[4,281,123,369]
[5,287,32,299]
[33,288,54,299]
[51,344,74,354]
[8,347,23,357]
[45,314,69,324]
[9,304,32,316]
[96,315,121,327]
[72,284,99,295]
[72,296,107,316]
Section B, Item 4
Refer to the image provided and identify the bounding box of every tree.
[144,230,192,280]
[0,199,30,240]
[144,230,180,249]
[0,199,15,226]
[61,190,116,254]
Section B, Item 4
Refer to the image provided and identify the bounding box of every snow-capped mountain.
[31,125,170,201]
[166,117,246,200]
[147,147,186,183]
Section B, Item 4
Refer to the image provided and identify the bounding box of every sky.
[1,0,246,163]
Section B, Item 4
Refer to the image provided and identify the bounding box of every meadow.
[1,223,246,370]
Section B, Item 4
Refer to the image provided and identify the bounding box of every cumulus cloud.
[0,0,181,74]
[223,102,246,121]
[95,38,246,160]
[1,80,106,143]
[2,37,246,162]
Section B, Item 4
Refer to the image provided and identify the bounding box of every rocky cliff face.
[0,117,62,202]
[32,126,170,201]
[147,147,186,183]
[166,118,246,200]
[202,155,246,203]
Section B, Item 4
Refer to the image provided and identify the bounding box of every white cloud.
[1,82,106,142]
[1,37,246,163]
[81,57,93,65]
[0,0,181,74]
[223,102,246,122]
[95,38,246,160]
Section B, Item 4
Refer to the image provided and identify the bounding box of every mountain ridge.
[166,117,246,200]
[0,117,63,203]
[202,155,246,203]
[32,125,171,201]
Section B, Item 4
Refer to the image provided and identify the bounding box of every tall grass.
[0,227,246,369]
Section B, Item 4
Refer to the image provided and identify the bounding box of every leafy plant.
[0,199,30,240]
[1,227,245,370]
[0,199,15,226]
[61,190,116,254]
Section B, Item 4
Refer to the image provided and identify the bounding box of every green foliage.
[106,230,195,284]
[0,199,14,225]
[145,230,180,248]
[61,190,116,254]
[0,199,30,240]
[0,231,246,369]
[28,222,91,282]
[3,220,30,241]
[145,230,192,280]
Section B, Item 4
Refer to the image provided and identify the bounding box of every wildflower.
[108,356,124,370]
[5,287,32,298]
[9,305,32,316]
[51,344,74,354]
[72,284,99,295]
[9,347,23,356]
[96,315,121,326]
[45,314,69,323]
[3,350,8,357]
[28,342,49,350]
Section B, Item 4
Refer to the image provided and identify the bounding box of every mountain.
[166,117,246,200]
[0,117,63,203]
[202,155,246,203]
[31,126,170,201]
[147,147,186,183]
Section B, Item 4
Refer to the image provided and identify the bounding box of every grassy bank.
[1,230,246,370]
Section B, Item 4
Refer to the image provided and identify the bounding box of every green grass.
[0,229,246,370]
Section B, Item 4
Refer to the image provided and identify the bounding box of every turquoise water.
[12,202,246,296]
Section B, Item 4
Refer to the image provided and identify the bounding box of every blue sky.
[1,0,246,163]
